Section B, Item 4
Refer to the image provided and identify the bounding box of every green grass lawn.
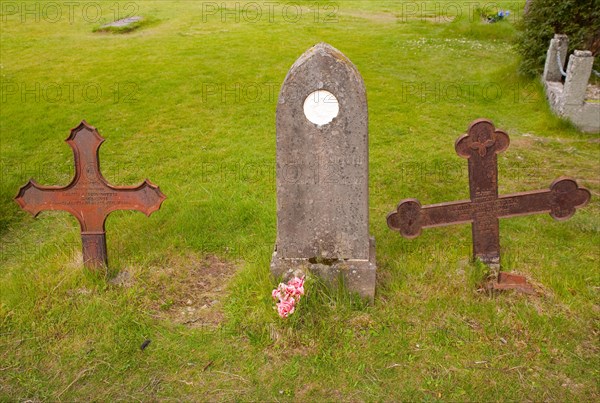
[1,1,599,400]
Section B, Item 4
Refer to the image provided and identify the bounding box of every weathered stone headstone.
[271,43,376,299]
[15,121,166,269]
[99,16,143,29]
[387,119,590,291]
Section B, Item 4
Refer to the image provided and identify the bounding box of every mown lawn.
[1,1,598,401]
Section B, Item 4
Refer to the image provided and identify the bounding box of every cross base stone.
[486,271,536,295]
[271,237,377,301]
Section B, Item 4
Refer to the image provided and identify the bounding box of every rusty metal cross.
[387,119,591,270]
[15,121,166,269]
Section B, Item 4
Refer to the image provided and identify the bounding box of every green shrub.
[516,0,600,77]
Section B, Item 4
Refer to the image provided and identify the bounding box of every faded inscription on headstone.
[271,43,376,299]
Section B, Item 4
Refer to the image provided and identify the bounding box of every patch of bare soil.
[144,254,239,328]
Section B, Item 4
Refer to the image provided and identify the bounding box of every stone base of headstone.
[271,237,377,301]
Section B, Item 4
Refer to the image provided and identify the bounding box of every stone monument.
[542,34,599,133]
[270,43,376,300]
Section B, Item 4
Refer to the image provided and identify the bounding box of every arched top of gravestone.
[277,42,367,129]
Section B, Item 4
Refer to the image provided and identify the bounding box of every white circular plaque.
[303,90,339,126]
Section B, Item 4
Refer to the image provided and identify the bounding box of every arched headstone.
[271,43,376,300]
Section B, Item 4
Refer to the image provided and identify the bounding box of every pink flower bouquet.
[272,276,305,318]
